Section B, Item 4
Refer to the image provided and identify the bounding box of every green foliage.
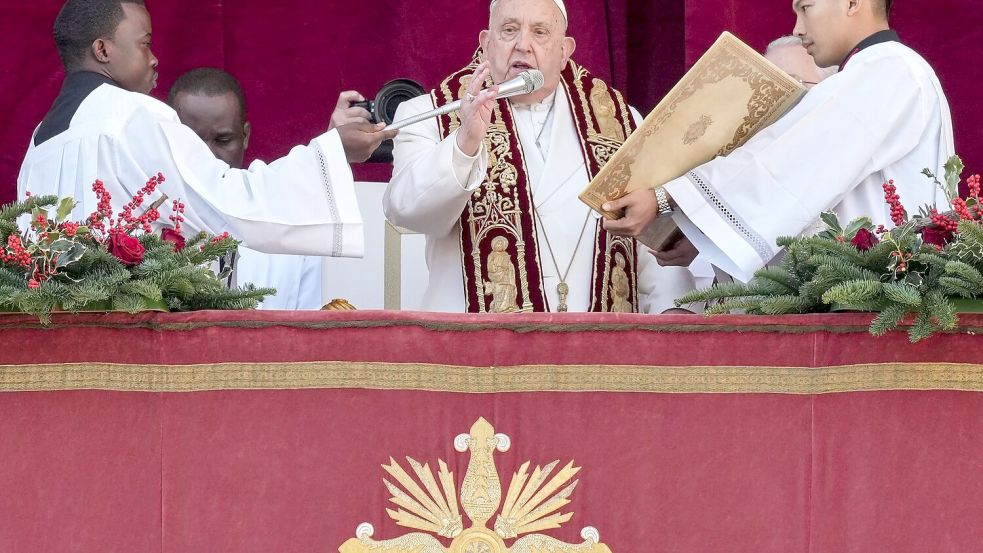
[0,194,274,323]
[679,161,982,343]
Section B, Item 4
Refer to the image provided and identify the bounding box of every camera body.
[353,79,425,126]
[347,79,425,163]
[351,100,378,123]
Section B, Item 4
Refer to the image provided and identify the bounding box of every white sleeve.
[664,54,933,281]
[384,95,488,236]
[636,243,699,314]
[116,106,363,258]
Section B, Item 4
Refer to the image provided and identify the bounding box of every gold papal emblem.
[339,418,612,553]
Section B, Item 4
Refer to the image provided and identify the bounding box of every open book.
[579,32,807,249]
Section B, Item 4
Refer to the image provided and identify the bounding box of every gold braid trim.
[3,361,983,394]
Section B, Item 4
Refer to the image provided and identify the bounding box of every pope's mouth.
[510,61,535,73]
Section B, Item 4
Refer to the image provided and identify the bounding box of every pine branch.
[0,195,58,221]
[869,303,910,336]
[758,295,818,315]
[938,276,977,298]
[944,261,983,289]
[881,282,923,307]
[822,279,884,306]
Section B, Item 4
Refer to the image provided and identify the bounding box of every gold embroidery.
[484,236,520,313]
[610,253,632,313]
[466,109,534,313]
[683,114,714,146]
[338,418,612,553]
[4,361,983,395]
[589,79,625,142]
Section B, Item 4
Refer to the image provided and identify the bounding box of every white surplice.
[18,81,363,258]
[664,41,954,282]
[235,247,324,310]
[385,89,703,313]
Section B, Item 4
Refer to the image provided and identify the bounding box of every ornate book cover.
[579,31,807,249]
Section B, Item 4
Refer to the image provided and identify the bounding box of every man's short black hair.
[53,0,146,71]
[167,68,248,121]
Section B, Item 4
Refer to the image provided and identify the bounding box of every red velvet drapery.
[2,1,980,200]
[1,310,982,552]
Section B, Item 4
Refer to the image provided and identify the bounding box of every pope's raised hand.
[455,62,498,157]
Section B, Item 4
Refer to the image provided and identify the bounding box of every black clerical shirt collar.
[838,29,901,71]
[34,71,120,147]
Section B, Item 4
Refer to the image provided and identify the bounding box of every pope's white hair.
[488,0,568,31]
[766,35,839,78]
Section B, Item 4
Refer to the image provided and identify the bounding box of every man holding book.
[604,0,954,283]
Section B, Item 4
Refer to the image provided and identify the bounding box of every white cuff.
[450,132,487,191]
[665,176,763,282]
[312,130,364,258]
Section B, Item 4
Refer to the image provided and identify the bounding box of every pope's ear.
[563,36,576,62]
[479,29,490,53]
[243,121,251,151]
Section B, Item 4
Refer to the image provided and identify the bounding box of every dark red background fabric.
[2,1,980,202]
[1,311,982,552]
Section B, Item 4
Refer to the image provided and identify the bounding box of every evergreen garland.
[0,177,274,323]
[678,156,982,342]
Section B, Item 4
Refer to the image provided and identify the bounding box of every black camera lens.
[374,79,426,125]
[352,78,426,163]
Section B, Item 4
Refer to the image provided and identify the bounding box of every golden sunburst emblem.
[339,417,612,553]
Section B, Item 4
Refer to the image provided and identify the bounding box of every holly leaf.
[844,217,874,239]
[944,155,965,187]
[54,243,86,269]
[56,197,76,222]
[820,211,842,233]
[49,239,74,253]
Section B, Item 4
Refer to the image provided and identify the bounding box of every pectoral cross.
[556,282,569,312]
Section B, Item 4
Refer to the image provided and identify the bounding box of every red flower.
[107,233,145,266]
[921,226,955,249]
[851,228,879,251]
[161,228,186,251]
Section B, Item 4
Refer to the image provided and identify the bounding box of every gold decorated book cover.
[580,31,807,248]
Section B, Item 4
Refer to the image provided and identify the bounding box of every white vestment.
[385,89,701,313]
[18,81,363,258]
[664,41,954,282]
[235,248,324,310]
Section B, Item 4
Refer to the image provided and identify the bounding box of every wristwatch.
[653,187,673,218]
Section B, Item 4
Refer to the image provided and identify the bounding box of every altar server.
[385,0,703,313]
[604,0,954,282]
[18,0,395,258]
[169,68,343,309]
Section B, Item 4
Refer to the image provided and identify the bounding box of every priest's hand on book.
[455,62,499,157]
[337,122,398,163]
[602,187,666,238]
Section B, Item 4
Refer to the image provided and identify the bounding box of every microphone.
[385,70,545,131]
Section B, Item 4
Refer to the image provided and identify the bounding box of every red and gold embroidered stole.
[433,55,639,313]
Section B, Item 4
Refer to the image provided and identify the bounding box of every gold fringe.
[2,361,983,394]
